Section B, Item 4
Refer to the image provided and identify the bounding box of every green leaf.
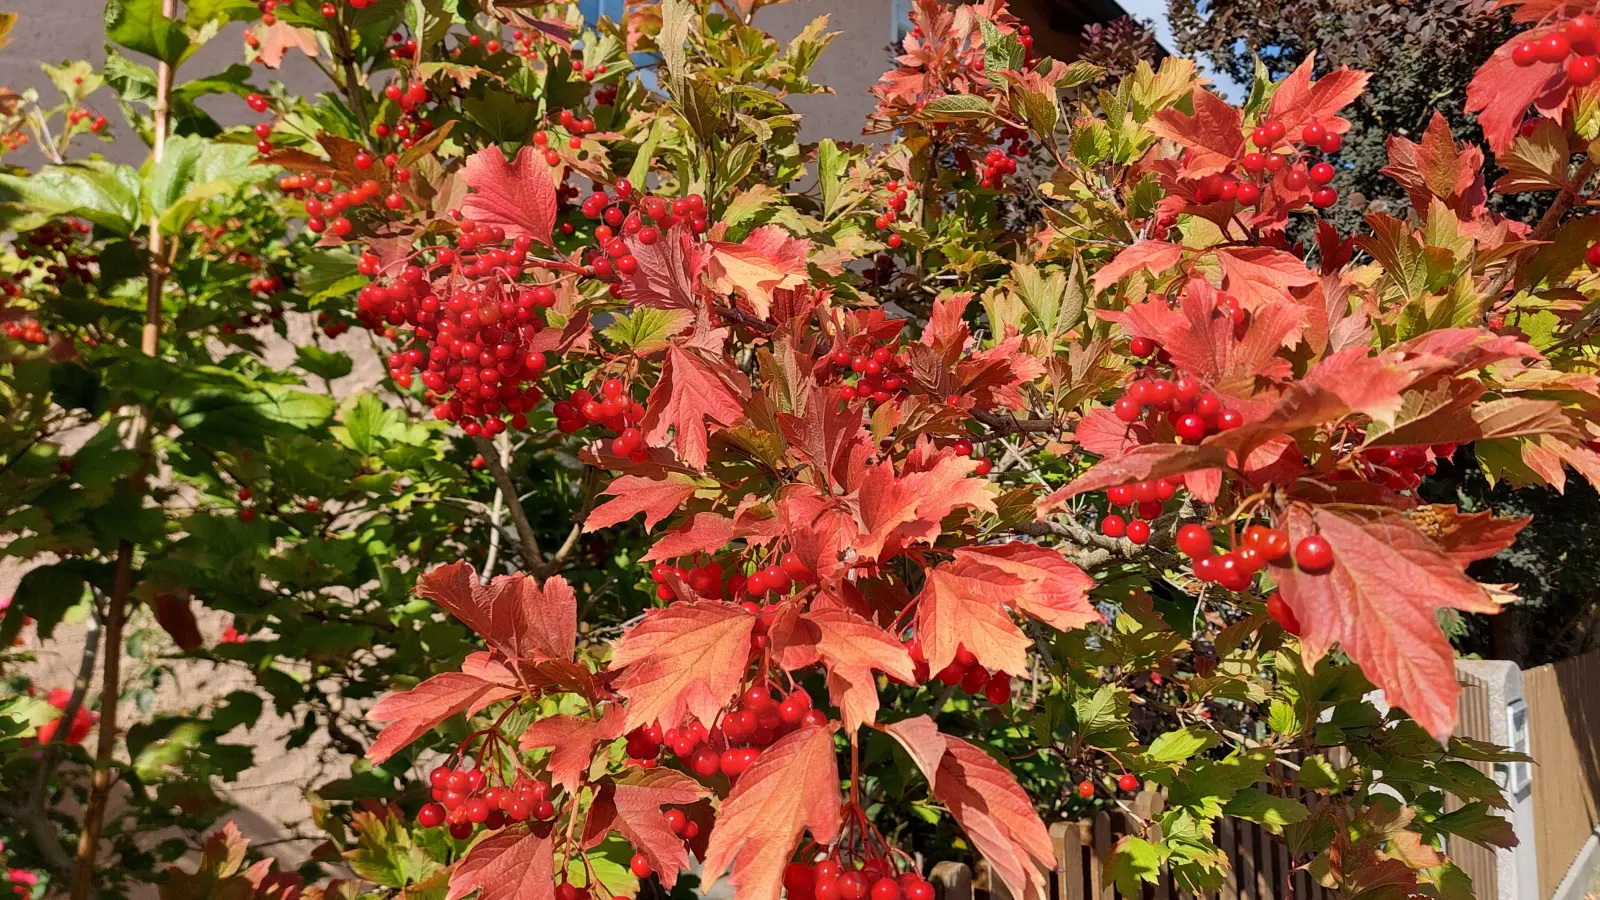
[296,346,355,381]
[1106,836,1164,898]
[1055,60,1104,90]
[173,380,336,448]
[915,94,995,123]
[461,89,539,143]
[978,18,1025,86]
[1147,726,1219,764]
[817,138,848,217]
[1267,700,1300,736]
[1222,788,1309,833]
[5,561,103,641]
[601,308,693,355]
[1295,754,1350,792]
[143,133,264,234]
[105,0,191,64]
[1432,802,1518,849]
[333,393,406,455]
[1011,261,1072,338]
[297,248,366,303]
[0,162,141,234]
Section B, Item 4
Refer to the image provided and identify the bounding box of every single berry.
[1118,773,1139,792]
[1295,535,1334,571]
[1077,780,1095,799]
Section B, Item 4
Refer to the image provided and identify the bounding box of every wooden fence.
[1448,669,1500,895]
[1525,649,1600,899]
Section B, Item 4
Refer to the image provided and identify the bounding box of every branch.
[714,304,776,335]
[480,435,511,582]
[1483,157,1597,302]
[0,796,75,876]
[32,611,101,802]
[473,435,542,570]
[970,408,1059,437]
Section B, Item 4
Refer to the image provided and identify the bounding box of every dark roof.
[1039,0,1172,57]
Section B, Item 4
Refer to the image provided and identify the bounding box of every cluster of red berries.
[822,340,910,408]
[1076,773,1141,799]
[3,319,48,345]
[913,642,1012,704]
[283,166,413,232]
[1357,444,1452,491]
[1512,15,1600,86]
[381,78,433,116]
[1099,476,1189,545]
[947,436,993,476]
[577,190,709,288]
[783,857,935,900]
[871,180,911,247]
[220,304,285,335]
[416,764,556,839]
[11,220,95,290]
[65,109,107,132]
[626,685,827,782]
[316,311,352,338]
[0,128,29,151]
[352,226,555,433]
[554,379,645,456]
[1172,522,1333,591]
[1114,343,1245,443]
[384,31,422,58]
[1188,118,1342,211]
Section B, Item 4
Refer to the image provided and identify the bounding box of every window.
[1501,700,1532,797]
[891,0,914,46]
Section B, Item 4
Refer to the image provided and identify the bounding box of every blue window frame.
[578,0,625,25]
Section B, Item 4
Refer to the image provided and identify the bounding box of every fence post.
[931,861,973,900]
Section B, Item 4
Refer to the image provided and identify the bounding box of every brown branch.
[714,304,776,335]
[71,4,176,895]
[970,408,1059,437]
[474,435,542,571]
[1482,157,1597,302]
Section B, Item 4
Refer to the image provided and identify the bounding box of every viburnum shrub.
[4,0,1599,897]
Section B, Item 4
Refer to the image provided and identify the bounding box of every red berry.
[417,802,446,828]
[1175,524,1212,558]
[1311,187,1338,208]
[1113,396,1141,423]
[1126,520,1151,545]
[984,675,1011,705]
[1128,336,1157,358]
[1077,780,1095,799]
[630,854,653,878]
[1300,122,1325,145]
[1295,535,1334,571]
[871,878,900,900]
[1538,33,1573,63]
[1101,514,1126,538]
[1569,55,1599,85]
[1309,162,1336,185]
[1118,773,1139,792]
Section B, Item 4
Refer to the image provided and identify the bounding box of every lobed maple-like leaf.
[1213,246,1317,312]
[641,345,750,470]
[519,706,625,795]
[1148,88,1245,177]
[700,726,842,900]
[1411,506,1530,568]
[1466,29,1565,152]
[610,601,756,731]
[915,558,1032,677]
[367,652,521,763]
[805,606,916,732]
[851,453,996,561]
[460,146,557,247]
[883,717,1054,900]
[415,561,577,662]
[619,224,704,310]
[447,826,555,900]
[1038,443,1228,509]
[1091,240,1185,292]
[1273,504,1505,739]
[1075,406,1153,458]
[953,543,1099,632]
[642,512,740,562]
[584,473,699,533]
[1264,52,1369,139]
[584,768,711,888]
[1382,111,1488,218]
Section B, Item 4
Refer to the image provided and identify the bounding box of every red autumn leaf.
[1091,240,1185,292]
[1075,406,1153,458]
[519,706,626,795]
[641,345,750,470]
[1381,111,1488,218]
[447,825,555,900]
[922,293,973,359]
[1149,88,1246,177]
[584,473,699,533]
[460,146,557,247]
[583,768,711,888]
[1264,52,1370,138]
[1273,504,1504,739]
[706,227,808,319]
[852,453,996,561]
[1037,442,1229,509]
[951,337,1046,411]
[778,391,868,493]
[700,726,842,900]
[415,561,577,662]
[803,606,916,732]
[914,558,1032,678]
[953,543,1099,632]
[610,601,756,731]
[620,224,704,310]
[1100,279,1302,396]
[255,20,319,69]
[1414,507,1530,568]
[1214,246,1318,312]
[642,513,739,562]
[883,717,1054,900]
[1466,29,1564,152]
[366,652,521,763]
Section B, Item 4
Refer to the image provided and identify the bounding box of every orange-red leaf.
[643,513,739,562]
[460,146,557,247]
[367,652,521,763]
[641,345,750,470]
[853,453,995,561]
[1038,443,1228,508]
[610,601,756,731]
[583,768,711,887]
[700,726,842,900]
[416,561,576,662]
[1214,246,1317,311]
[953,543,1100,632]
[584,474,698,533]
[915,559,1031,677]
[805,606,916,732]
[519,707,626,795]
[1466,30,1564,152]
[1148,88,1245,177]
[447,826,555,900]
[1265,53,1369,139]
[884,717,1054,900]
[1273,504,1503,739]
[1091,241,1185,292]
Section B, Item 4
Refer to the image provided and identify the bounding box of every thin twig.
[473,435,542,570]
